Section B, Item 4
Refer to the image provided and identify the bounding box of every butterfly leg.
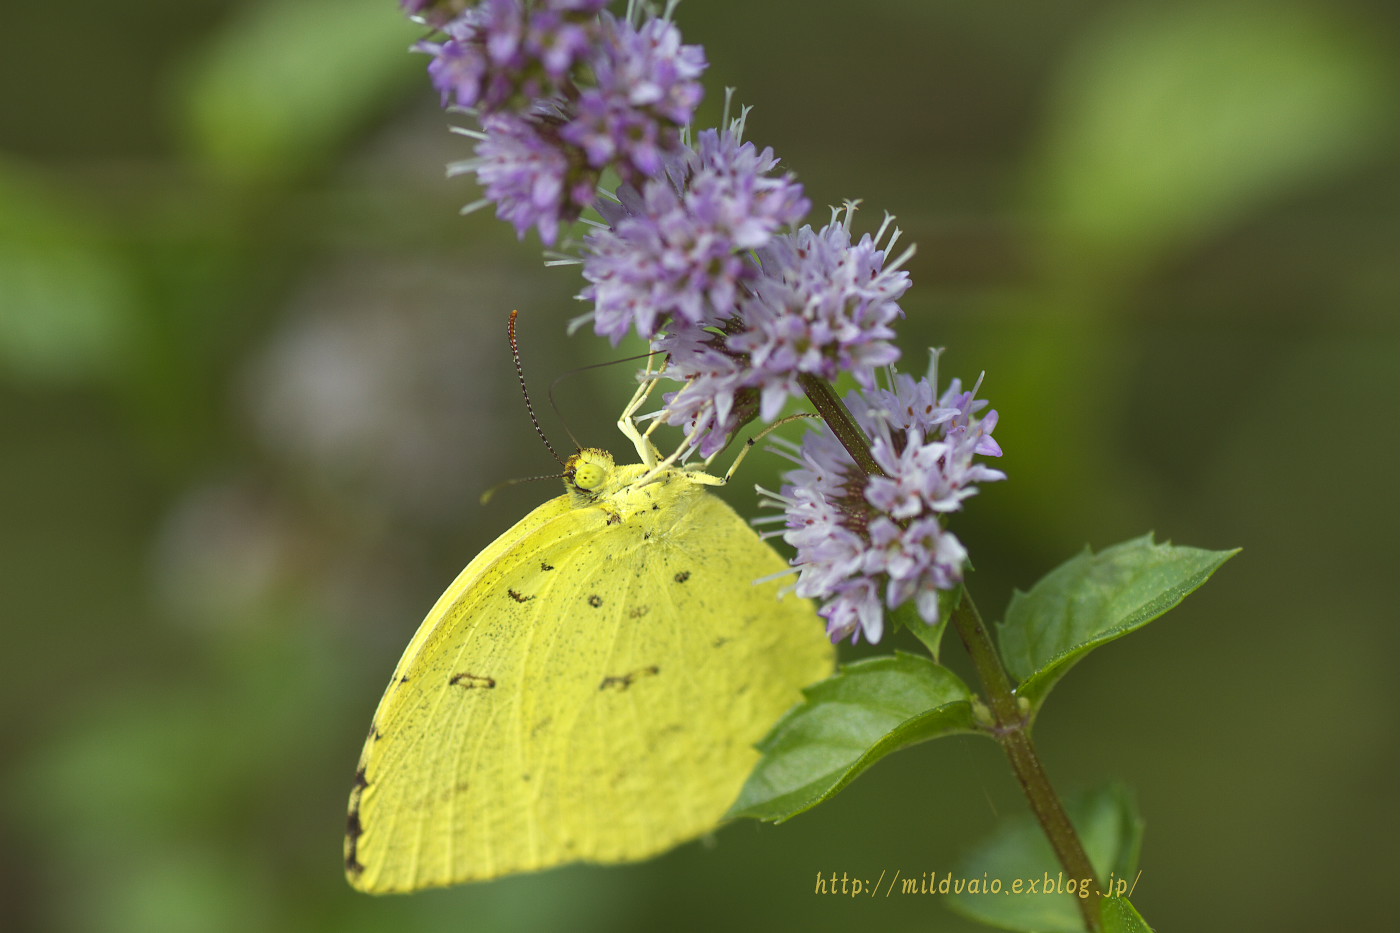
[718,412,822,482]
[617,356,664,467]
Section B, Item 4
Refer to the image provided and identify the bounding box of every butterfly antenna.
[479,471,566,505]
[509,310,568,466]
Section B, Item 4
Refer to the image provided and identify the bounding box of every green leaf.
[998,534,1238,711]
[946,783,1143,933]
[1102,897,1154,933]
[727,653,978,822]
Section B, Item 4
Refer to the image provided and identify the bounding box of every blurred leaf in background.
[994,0,1395,533]
[175,0,423,185]
[0,161,139,384]
[1032,0,1390,282]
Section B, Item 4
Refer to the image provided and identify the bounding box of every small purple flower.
[652,206,912,457]
[763,352,1005,644]
[415,2,706,245]
[580,127,807,345]
[561,15,706,182]
[734,214,909,413]
[422,15,490,110]
[454,109,598,244]
[421,0,610,114]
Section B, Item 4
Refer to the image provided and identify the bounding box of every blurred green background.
[2,0,1395,930]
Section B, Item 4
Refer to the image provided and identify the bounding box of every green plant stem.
[799,373,885,477]
[799,376,1096,925]
[951,592,1104,933]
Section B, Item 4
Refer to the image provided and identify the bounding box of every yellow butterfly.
[344,375,835,893]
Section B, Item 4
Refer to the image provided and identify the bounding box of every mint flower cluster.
[410,0,705,242]
[582,139,909,457]
[403,0,1004,644]
[763,356,1004,643]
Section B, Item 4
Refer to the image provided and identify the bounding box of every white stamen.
[873,211,897,245]
[883,240,917,275]
[752,567,799,585]
[754,484,795,507]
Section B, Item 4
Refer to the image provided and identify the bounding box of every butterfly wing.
[380,493,575,679]
[346,475,833,892]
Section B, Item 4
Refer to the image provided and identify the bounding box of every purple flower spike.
[763,352,1005,645]
[420,0,611,114]
[732,211,911,418]
[463,111,598,245]
[561,15,706,182]
[415,3,710,245]
[652,206,911,456]
[581,127,808,346]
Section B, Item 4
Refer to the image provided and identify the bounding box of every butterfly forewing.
[347,464,834,893]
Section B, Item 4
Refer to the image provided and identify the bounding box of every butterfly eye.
[573,461,607,491]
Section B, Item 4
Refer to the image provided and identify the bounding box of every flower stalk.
[797,372,884,478]
[950,591,1104,933]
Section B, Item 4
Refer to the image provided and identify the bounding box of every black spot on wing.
[606,513,622,525]
[713,636,730,648]
[587,594,603,608]
[599,665,661,691]
[674,570,691,583]
[449,672,496,689]
[507,588,534,603]
[540,560,554,571]
[345,806,365,876]
[346,810,362,842]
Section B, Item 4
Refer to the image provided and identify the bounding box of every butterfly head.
[564,448,616,503]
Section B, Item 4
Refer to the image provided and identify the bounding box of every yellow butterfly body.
[345,447,834,893]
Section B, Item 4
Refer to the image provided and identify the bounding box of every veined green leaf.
[728,653,978,822]
[998,534,1238,711]
[1102,896,1155,933]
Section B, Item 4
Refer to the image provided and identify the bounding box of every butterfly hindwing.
[347,459,834,893]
